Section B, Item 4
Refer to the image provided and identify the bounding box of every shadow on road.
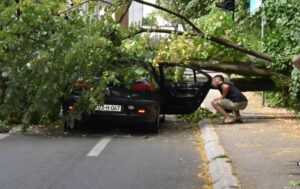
[20,117,197,138]
[70,121,160,136]
[64,118,197,137]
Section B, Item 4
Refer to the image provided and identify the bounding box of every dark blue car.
[62,63,212,132]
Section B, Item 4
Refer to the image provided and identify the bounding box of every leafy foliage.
[152,6,260,65]
[0,120,10,133]
[142,15,158,26]
[156,0,214,21]
[153,0,300,111]
[177,108,219,123]
[121,33,155,62]
[152,33,198,64]
[0,0,143,127]
[251,0,300,109]
[2,0,300,128]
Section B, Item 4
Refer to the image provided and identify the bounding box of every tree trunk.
[113,0,133,26]
[190,60,275,77]
[0,78,8,105]
[215,78,285,92]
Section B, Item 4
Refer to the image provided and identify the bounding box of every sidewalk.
[202,91,300,189]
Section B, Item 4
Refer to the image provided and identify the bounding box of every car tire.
[64,118,80,131]
[159,114,166,123]
[147,107,160,133]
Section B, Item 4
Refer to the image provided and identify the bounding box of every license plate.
[95,104,122,112]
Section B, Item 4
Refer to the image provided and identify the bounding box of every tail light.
[75,81,87,89]
[132,81,156,92]
[67,105,74,111]
[137,108,147,114]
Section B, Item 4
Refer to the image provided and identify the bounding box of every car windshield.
[76,63,157,88]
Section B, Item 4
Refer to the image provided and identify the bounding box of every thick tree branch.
[125,28,274,78]
[228,78,280,92]
[125,27,272,62]
[210,78,288,92]
[208,36,272,62]
[117,0,132,23]
[190,60,275,77]
[132,0,272,62]
[134,0,204,35]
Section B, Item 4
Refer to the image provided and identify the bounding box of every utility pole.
[261,3,266,106]
[250,0,264,105]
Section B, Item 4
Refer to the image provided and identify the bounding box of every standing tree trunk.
[0,77,7,105]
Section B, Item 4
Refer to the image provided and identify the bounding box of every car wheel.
[64,118,80,131]
[159,114,166,123]
[147,107,160,133]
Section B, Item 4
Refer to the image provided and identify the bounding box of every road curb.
[198,119,240,189]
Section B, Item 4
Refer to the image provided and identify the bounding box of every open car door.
[159,63,212,114]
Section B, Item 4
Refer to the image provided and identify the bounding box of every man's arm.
[212,83,229,101]
[221,83,229,99]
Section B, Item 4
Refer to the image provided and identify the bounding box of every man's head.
[293,54,300,70]
[212,75,224,87]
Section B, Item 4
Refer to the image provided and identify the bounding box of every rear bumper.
[83,98,160,124]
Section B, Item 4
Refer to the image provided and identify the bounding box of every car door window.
[159,63,212,114]
[196,71,209,83]
[164,67,195,82]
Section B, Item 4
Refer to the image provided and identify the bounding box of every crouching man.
[211,75,248,124]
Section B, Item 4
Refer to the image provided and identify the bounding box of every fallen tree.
[122,1,281,92]
[55,1,285,93]
[61,0,275,77]
[190,61,274,77]
[62,0,274,78]
[225,78,280,92]
[191,61,289,91]
[132,0,272,62]
[192,61,284,91]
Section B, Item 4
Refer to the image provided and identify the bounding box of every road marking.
[0,134,9,140]
[87,137,112,157]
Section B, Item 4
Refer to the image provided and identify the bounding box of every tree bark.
[190,60,275,77]
[209,78,284,92]
[132,0,272,62]
[0,77,8,105]
[117,0,132,23]
[227,78,283,92]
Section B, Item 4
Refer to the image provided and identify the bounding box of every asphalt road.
[0,120,204,189]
